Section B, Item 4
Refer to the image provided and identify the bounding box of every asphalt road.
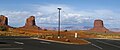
[0,36,120,50]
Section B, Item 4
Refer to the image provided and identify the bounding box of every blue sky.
[0,0,120,30]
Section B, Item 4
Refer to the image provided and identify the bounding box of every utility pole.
[57,8,62,38]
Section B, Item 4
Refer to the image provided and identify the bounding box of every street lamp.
[57,8,62,38]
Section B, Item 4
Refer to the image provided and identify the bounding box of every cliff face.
[0,15,8,25]
[25,16,36,26]
[90,19,109,32]
[0,15,11,28]
[22,16,42,30]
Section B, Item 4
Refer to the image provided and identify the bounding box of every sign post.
[75,33,78,38]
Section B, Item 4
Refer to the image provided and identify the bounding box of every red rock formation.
[0,15,8,25]
[90,19,109,32]
[0,15,11,28]
[25,16,36,26]
[22,16,42,30]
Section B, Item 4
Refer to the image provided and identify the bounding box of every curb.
[31,38,90,45]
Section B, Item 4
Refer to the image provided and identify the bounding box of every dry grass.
[0,28,120,39]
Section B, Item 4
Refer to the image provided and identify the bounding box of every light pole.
[57,8,62,38]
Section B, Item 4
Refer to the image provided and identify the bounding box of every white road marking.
[40,42,51,44]
[0,48,23,50]
[91,43,103,49]
[96,40,120,48]
[14,41,24,45]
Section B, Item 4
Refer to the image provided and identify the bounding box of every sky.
[0,0,120,30]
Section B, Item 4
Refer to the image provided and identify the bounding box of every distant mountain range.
[43,26,120,32]
[43,26,92,31]
[109,28,120,32]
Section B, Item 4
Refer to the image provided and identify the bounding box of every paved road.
[0,36,120,50]
[85,38,120,50]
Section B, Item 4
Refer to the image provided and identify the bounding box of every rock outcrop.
[22,16,41,30]
[90,19,109,32]
[0,15,11,28]
[0,15,8,25]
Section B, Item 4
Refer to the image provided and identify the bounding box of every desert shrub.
[0,26,7,31]
[64,30,68,32]
[44,29,48,31]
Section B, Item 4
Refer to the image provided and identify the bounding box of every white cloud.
[0,4,120,28]
[33,4,74,14]
[35,4,120,28]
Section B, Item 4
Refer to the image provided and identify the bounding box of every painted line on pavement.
[91,43,103,49]
[40,41,51,44]
[14,41,24,45]
[96,40,120,48]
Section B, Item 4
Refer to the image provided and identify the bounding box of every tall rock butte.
[90,19,109,32]
[22,16,41,30]
[0,15,11,28]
